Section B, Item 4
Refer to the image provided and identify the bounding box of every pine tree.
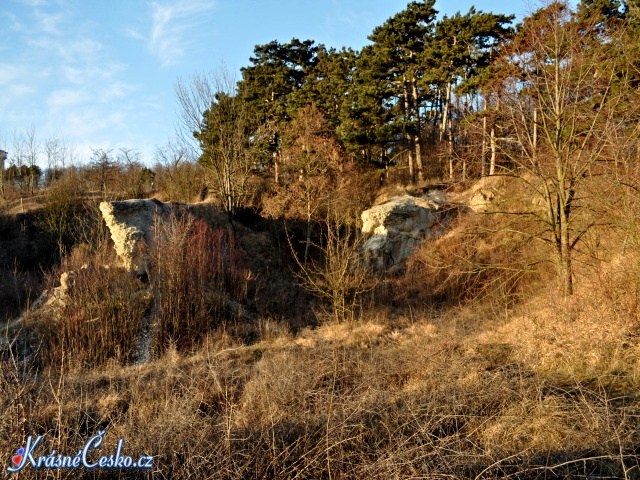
[237,38,320,181]
[423,8,513,179]
[366,0,439,183]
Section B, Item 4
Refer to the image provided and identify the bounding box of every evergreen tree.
[366,0,439,183]
[423,8,513,179]
[338,46,397,167]
[238,38,319,125]
[237,38,320,181]
[301,46,357,131]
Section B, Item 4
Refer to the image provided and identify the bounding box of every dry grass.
[3,178,640,478]
[4,287,640,478]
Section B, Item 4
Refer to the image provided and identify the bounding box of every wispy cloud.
[12,0,50,7]
[0,63,37,99]
[47,89,88,109]
[61,63,124,85]
[99,81,134,103]
[4,12,24,34]
[124,27,145,41]
[63,110,126,139]
[35,10,64,35]
[27,37,103,64]
[0,63,28,86]
[148,0,215,67]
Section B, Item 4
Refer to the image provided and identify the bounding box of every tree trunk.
[440,83,451,143]
[532,108,538,163]
[481,115,487,177]
[448,121,454,181]
[489,125,497,175]
[403,80,415,184]
[559,228,573,296]
[304,191,312,263]
[412,79,423,184]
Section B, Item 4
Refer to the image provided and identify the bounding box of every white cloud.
[28,37,104,63]
[0,63,27,86]
[99,81,134,103]
[4,12,25,33]
[125,27,145,41]
[35,11,64,35]
[59,110,126,141]
[12,0,50,6]
[61,63,124,85]
[8,84,34,97]
[58,38,103,61]
[47,89,88,109]
[148,0,215,67]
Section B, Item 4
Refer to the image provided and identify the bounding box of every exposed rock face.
[100,199,231,276]
[100,199,185,275]
[361,193,448,271]
[468,189,495,213]
[450,175,505,213]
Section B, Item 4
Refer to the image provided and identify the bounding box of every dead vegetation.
[2,172,640,479]
[1,108,640,478]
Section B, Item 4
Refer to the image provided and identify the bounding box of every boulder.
[468,189,495,213]
[99,199,179,275]
[100,200,230,276]
[361,193,448,271]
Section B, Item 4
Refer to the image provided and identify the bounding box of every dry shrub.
[153,159,205,203]
[400,207,544,309]
[36,264,149,369]
[42,174,112,255]
[292,216,375,323]
[151,213,251,353]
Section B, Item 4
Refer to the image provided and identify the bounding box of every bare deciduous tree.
[176,70,259,216]
[493,2,632,295]
[154,141,204,202]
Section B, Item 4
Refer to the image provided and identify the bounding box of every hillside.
[2,174,640,479]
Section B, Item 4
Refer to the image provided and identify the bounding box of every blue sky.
[1,0,524,166]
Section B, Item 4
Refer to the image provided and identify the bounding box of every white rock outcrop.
[361,193,448,271]
[449,175,505,213]
[100,199,229,276]
[99,199,177,275]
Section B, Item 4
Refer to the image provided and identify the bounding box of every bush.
[151,213,251,353]
[37,264,149,369]
[397,207,544,310]
[291,213,375,323]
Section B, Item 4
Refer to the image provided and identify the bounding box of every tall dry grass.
[36,262,149,369]
[5,172,640,478]
[5,308,640,479]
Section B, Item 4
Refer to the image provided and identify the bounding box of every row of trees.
[0,141,163,200]
[181,0,514,212]
[185,0,640,296]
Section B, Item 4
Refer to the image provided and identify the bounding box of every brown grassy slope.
[3,292,639,479]
[3,179,640,478]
